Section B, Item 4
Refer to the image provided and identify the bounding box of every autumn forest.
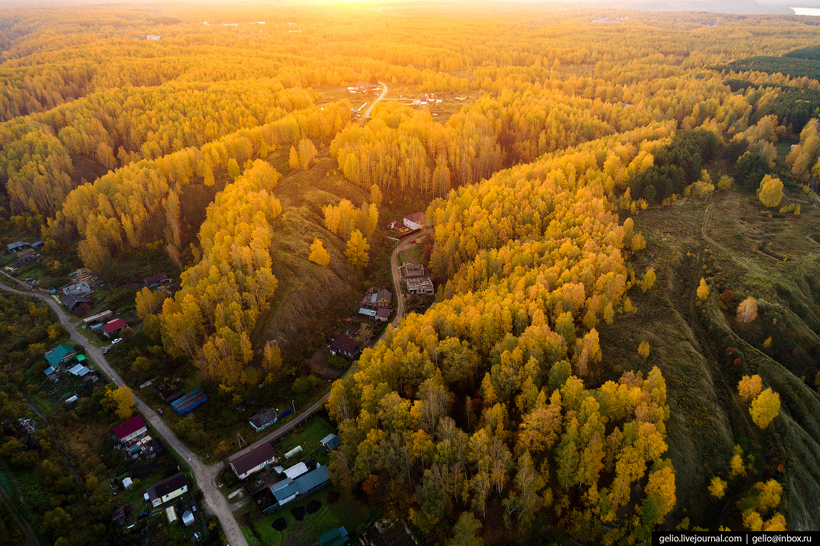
[1,2,820,546]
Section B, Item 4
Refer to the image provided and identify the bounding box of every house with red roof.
[144,272,170,288]
[113,415,147,457]
[103,318,127,338]
[403,212,425,230]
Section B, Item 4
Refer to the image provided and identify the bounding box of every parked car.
[103,348,109,354]
[157,408,164,415]
[112,338,122,344]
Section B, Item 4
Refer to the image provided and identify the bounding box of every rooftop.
[152,472,188,498]
[249,407,278,429]
[331,335,357,354]
[45,344,76,367]
[103,318,127,333]
[230,443,277,476]
[113,415,147,440]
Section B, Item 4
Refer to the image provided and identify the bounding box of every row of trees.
[0,78,315,215]
[158,160,282,388]
[45,100,351,271]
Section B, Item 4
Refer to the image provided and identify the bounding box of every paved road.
[0,282,248,546]
[363,81,388,119]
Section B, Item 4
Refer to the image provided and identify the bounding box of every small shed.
[68,364,91,376]
[249,407,278,432]
[166,506,177,524]
[375,308,391,322]
[320,433,341,452]
[122,477,133,490]
[65,394,79,403]
[283,462,309,480]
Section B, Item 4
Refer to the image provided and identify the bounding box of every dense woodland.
[1,3,820,545]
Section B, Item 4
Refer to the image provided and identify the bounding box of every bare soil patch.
[307,349,342,379]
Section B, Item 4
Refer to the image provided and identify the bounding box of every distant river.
[791,7,820,15]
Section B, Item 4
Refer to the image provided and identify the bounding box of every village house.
[403,212,425,231]
[145,472,188,508]
[249,407,278,432]
[144,272,170,288]
[102,318,127,338]
[229,442,277,480]
[371,289,392,308]
[62,282,92,296]
[330,335,357,358]
[62,294,92,312]
[45,344,78,370]
[113,415,148,444]
[259,465,331,514]
[113,415,148,458]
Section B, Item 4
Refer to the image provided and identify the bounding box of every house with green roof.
[44,344,77,368]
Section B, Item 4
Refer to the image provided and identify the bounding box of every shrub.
[292,375,322,394]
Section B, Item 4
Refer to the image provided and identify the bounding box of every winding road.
[363,81,388,119]
[0,281,247,545]
[0,231,418,545]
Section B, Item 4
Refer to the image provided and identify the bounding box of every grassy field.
[602,185,820,530]
[240,487,369,546]
[274,413,336,467]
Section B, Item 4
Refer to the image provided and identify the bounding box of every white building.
[403,212,425,231]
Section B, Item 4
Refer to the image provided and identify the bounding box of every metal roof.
[113,415,147,440]
[294,465,330,495]
[320,434,341,451]
[230,443,276,476]
[45,344,76,367]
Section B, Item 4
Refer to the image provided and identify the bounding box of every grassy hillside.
[600,188,820,529]
[252,147,371,365]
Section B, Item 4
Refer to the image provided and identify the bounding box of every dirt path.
[0,282,248,546]
[364,81,387,119]
[0,477,39,546]
[701,203,770,279]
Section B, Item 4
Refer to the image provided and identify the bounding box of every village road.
[0,281,248,546]
[363,81,388,118]
[0,226,421,540]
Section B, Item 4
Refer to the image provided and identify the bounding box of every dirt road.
[363,81,387,119]
[0,229,422,542]
[0,282,248,546]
